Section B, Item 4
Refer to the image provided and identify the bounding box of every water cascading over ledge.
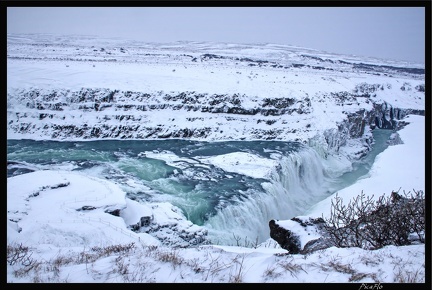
[202,145,348,245]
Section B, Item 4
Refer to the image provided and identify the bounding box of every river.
[7,129,393,245]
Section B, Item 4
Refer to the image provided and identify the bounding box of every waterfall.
[203,146,335,246]
[8,136,391,248]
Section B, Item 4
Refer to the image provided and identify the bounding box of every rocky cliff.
[7,34,425,161]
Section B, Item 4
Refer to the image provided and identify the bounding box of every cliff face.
[7,34,425,160]
[7,86,424,157]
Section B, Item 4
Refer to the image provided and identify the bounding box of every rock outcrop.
[269,217,332,254]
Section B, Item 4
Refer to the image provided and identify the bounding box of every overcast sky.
[7,7,426,64]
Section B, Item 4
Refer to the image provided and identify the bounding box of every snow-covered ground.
[6,33,426,283]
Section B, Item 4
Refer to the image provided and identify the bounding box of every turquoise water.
[7,129,392,245]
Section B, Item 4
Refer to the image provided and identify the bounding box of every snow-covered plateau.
[7,34,424,149]
[6,33,426,283]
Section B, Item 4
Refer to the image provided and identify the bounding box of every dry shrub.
[323,189,424,250]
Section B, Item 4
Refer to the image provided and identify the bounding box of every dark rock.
[49,182,70,189]
[269,217,330,254]
[140,216,153,227]
[77,205,97,211]
[269,219,301,254]
[106,208,121,216]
